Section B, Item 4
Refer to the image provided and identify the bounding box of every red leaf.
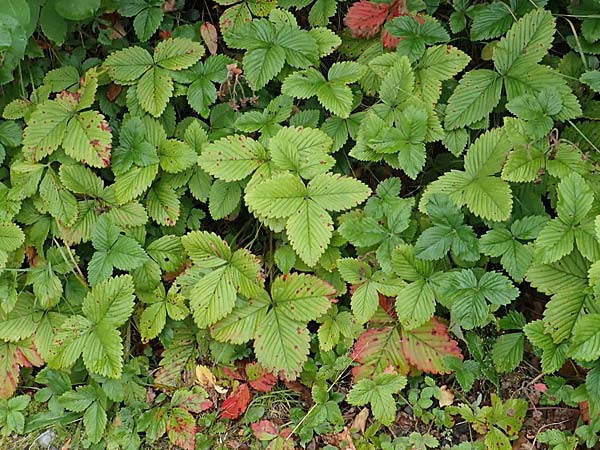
[246,362,277,392]
[401,318,463,374]
[166,407,197,450]
[351,326,410,380]
[344,1,390,38]
[0,338,44,399]
[251,420,279,441]
[220,383,251,419]
[200,22,218,55]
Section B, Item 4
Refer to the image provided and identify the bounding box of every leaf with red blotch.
[223,366,246,381]
[170,386,213,413]
[0,338,44,399]
[351,326,410,380]
[344,1,390,38]
[401,318,463,374]
[200,23,218,55]
[166,407,197,450]
[246,362,277,392]
[252,420,279,441]
[220,383,251,419]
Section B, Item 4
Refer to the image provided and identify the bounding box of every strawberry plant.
[1,0,600,448]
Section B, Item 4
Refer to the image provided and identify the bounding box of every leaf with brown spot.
[166,407,196,450]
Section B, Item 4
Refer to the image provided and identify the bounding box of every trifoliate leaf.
[347,373,407,425]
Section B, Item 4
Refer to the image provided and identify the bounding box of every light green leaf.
[200,135,266,181]
[136,67,173,117]
[153,38,204,71]
[445,69,502,129]
[493,9,555,75]
[286,200,333,267]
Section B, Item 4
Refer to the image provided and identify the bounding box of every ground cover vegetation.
[0,0,600,448]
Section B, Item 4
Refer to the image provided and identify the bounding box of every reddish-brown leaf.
[344,1,390,38]
[106,84,122,102]
[401,318,463,374]
[251,420,279,441]
[223,366,246,381]
[0,338,44,399]
[166,407,197,450]
[351,326,410,380]
[200,22,218,55]
[246,362,277,392]
[220,383,251,419]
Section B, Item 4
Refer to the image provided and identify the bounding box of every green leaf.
[286,200,333,267]
[39,168,79,226]
[133,7,163,41]
[54,0,100,20]
[136,67,173,117]
[50,276,135,378]
[22,97,72,160]
[445,70,502,129]
[556,173,594,226]
[158,139,196,174]
[271,273,334,321]
[62,110,112,168]
[208,180,241,220]
[385,16,450,61]
[543,288,589,343]
[245,173,307,219]
[146,181,180,226]
[493,9,555,75]
[445,270,518,329]
[307,173,371,212]
[59,164,104,197]
[0,223,24,252]
[254,309,310,379]
[104,46,154,83]
[190,267,237,328]
[115,164,158,205]
[395,278,436,330]
[569,314,600,361]
[492,333,524,372]
[88,218,148,285]
[200,135,266,181]
[470,2,514,41]
[580,70,600,93]
[82,275,135,327]
[153,37,205,71]
[347,373,407,425]
[269,126,334,179]
[415,194,479,262]
[523,320,568,373]
[83,400,107,444]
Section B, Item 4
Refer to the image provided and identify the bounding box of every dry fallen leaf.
[439,385,455,407]
[195,365,227,394]
[201,23,218,55]
[351,408,369,434]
